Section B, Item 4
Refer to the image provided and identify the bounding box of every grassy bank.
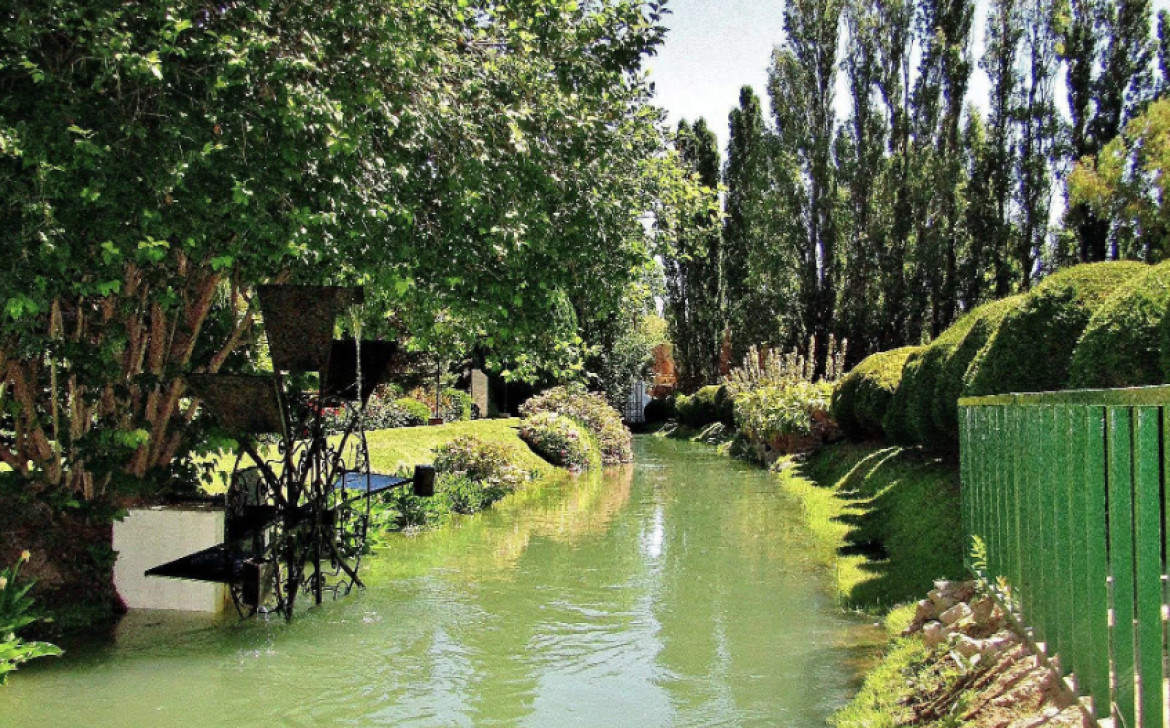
[774,441,964,613]
[365,418,554,478]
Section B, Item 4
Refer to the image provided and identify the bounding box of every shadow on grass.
[796,441,965,612]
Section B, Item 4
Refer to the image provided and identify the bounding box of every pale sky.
[649,0,1170,154]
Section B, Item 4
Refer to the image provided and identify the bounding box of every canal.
[1,436,873,727]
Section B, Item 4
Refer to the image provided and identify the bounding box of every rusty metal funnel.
[320,340,399,403]
[186,373,286,436]
[257,285,363,373]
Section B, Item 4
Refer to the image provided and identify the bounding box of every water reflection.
[0,437,869,728]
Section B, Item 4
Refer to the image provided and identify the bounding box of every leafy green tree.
[767,0,844,370]
[661,118,724,391]
[1070,97,1170,260]
[1059,0,1155,261]
[0,0,671,502]
[722,87,773,360]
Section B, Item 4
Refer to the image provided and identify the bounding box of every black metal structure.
[145,285,433,620]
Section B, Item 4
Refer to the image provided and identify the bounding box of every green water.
[1,437,873,727]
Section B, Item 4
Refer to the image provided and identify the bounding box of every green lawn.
[196,418,552,495]
[364,418,553,478]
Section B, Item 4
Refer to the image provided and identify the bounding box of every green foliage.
[396,398,434,428]
[964,262,1146,397]
[369,429,536,534]
[1069,260,1170,387]
[733,381,834,446]
[832,346,924,439]
[911,295,1026,448]
[882,352,925,446]
[520,386,632,464]
[439,389,473,423]
[518,412,599,471]
[1,552,62,684]
[675,385,722,428]
[0,0,674,508]
[433,435,529,492]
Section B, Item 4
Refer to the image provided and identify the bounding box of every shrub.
[831,346,924,439]
[518,412,598,470]
[1069,260,1170,388]
[676,385,721,428]
[907,295,1027,448]
[396,397,433,426]
[882,351,924,446]
[1,551,62,684]
[964,262,1146,398]
[714,385,736,427]
[439,388,473,422]
[733,381,834,452]
[324,391,433,432]
[433,435,529,491]
[520,386,632,464]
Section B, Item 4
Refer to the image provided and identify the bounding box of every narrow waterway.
[1,436,872,727]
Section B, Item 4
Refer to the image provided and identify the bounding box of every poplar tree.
[662,119,723,390]
[1014,0,1061,287]
[911,0,975,335]
[979,0,1021,296]
[767,0,843,370]
[837,0,886,361]
[722,87,771,359]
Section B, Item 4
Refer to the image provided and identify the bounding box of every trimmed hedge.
[964,262,1147,398]
[917,295,1027,447]
[882,351,925,446]
[1069,260,1170,388]
[676,385,719,428]
[831,346,924,439]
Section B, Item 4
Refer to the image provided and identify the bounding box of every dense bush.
[433,435,529,491]
[733,381,834,453]
[675,385,722,428]
[963,262,1146,398]
[324,392,433,432]
[1069,260,1170,388]
[1,552,61,684]
[518,412,598,470]
[520,386,632,464]
[831,346,924,439]
[439,389,474,422]
[881,351,924,446]
[372,436,534,533]
[911,295,1026,447]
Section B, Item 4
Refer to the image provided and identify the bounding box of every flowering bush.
[439,388,474,422]
[733,381,835,455]
[324,394,432,433]
[1,551,61,685]
[434,435,529,491]
[518,412,597,470]
[520,386,632,464]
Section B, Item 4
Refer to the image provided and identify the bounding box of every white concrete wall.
[113,506,229,613]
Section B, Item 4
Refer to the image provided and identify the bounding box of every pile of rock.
[900,580,1093,728]
[904,580,1017,663]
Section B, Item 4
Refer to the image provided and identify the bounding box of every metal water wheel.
[146,286,434,620]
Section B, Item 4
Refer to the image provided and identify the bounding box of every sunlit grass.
[773,441,964,613]
[197,418,553,495]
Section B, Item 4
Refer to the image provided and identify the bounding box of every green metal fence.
[960,387,1169,728]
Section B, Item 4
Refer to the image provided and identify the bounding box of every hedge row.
[835,261,1162,449]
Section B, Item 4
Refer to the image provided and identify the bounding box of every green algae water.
[0,437,872,727]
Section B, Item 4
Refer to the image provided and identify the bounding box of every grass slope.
[365,419,555,478]
[774,441,964,612]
